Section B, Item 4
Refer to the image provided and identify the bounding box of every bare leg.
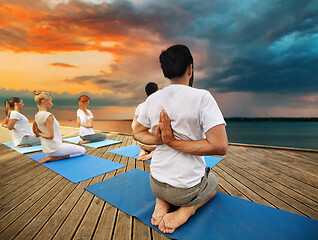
[151,198,170,226]
[77,140,90,145]
[139,151,154,161]
[137,149,147,161]
[15,144,32,148]
[158,190,217,234]
[39,155,70,163]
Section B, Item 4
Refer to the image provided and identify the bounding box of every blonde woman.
[77,95,106,145]
[2,97,40,148]
[33,90,85,163]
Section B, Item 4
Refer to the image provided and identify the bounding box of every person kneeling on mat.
[133,45,228,234]
[2,97,41,148]
[132,82,158,161]
[33,90,86,163]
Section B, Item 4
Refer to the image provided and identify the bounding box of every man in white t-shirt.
[133,45,228,234]
[131,82,158,161]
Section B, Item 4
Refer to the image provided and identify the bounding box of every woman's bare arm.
[3,118,17,130]
[33,115,55,139]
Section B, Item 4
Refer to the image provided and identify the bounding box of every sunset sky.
[0,0,317,120]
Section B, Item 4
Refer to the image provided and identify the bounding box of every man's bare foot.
[151,198,170,226]
[157,190,218,233]
[139,153,153,161]
[137,149,147,161]
[77,140,89,145]
[15,144,32,148]
[158,206,195,234]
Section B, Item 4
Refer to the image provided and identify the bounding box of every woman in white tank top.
[32,90,85,163]
[1,97,40,147]
[76,95,106,145]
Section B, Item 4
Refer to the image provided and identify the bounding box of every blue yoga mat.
[3,142,42,154]
[85,169,318,240]
[63,136,121,148]
[108,145,223,167]
[27,152,125,183]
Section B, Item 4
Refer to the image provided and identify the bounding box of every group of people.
[2,44,228,234]
[2,93,106,163]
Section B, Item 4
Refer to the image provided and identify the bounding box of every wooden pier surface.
[0,126,317,240]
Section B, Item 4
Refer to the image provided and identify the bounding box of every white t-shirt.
[138,84,226,188]
[77,109,95,136]
[9,111,34,146]
[135,102,145,116]
[134,102,155,148]
[35,111,62,154]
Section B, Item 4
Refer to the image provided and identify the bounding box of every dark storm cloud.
[183,0,318,94]
[1,0,317,96]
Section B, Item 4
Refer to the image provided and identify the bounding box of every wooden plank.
[244,148,317,186]
[256,148,318,176]
[0,160,40,185]
[217,161,305,216]
[110,137,134,240]
[0,168,51,207]
[13,181,77,240]
[229,149,318,201]
[0,177,69,239]
[0,164,48,193]
[32,179,92,240]
[225,152,318,214]
[0,174,64,234]
[71,142,121,240]
[0,171,57,219]
[93,135,131,240]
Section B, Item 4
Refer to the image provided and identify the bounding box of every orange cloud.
[49,63,79,68]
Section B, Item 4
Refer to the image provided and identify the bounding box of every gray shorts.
[80,132,106,142]
[19,135,41,146]
[149,167,219,207]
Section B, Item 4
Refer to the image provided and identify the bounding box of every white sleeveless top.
[35,111,62,154]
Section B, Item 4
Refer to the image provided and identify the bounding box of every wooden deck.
[0,126,317,239]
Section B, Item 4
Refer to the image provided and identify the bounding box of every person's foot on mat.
[139,153,152,161]
[77,140,90,145]
[39,155,70,163]
[39,156,53,163]
[151,198,170,226]
[158,206,195,234]
[15,144,32,148]
[137,149,147,161]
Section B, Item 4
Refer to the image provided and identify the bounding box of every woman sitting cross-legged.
[33,90,86,163]
[77,95,106,145]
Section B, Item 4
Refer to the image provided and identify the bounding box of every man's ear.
[188,64,193,76]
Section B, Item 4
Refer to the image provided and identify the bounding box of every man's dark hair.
[159,44,193,81]
[145,82,158,96]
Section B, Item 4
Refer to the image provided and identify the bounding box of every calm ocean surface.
[60,120,318,150]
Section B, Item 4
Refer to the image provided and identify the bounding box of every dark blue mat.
[108,145,223,167]
[3,142,42,154]
[63,136,121,148]
[85,169,318,240]
[28,152,125,183]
